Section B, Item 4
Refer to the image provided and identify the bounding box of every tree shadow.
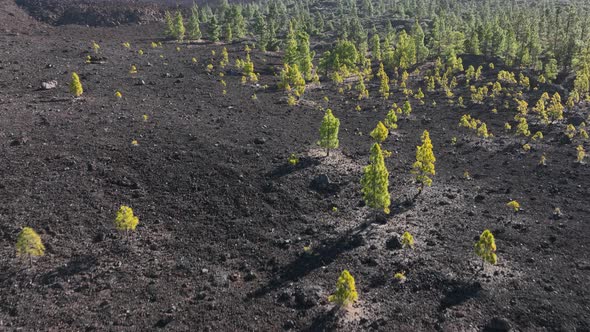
[251,221,372,299]
[389,197,416,216]
[266,156,320,179]
[40,254,97,285]
[303,306,339,332]
[438,278,482,310]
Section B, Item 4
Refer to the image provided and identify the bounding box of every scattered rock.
[254,137,266,144]
[294,285,322,308]
[154,316,173,328]
[575,261,590,270]
[386,235,402,250]
[485,317,512,332]
[283,320,296,330]
[244,271,257,281]
[474,194,486,202]
[41,80,58,90]
[310,174,340,193]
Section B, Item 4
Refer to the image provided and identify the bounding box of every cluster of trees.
[164,1,246,43]
[165,0,590,100]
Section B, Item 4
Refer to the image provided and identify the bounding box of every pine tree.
[547,92,564,122]
[220,47,229,68]
[377,62,390,99]
[475,230,497,269]
[114,205,139,234]
[370,33,381,61]
[361,143,391,214]
[394,30,417,70]
[173,11,186,41]
[412,130,436,194]
[69,72,83,97]
[544,58,558,81]
[370,121,389,143]
[384,109,398,129]
[16,227,45,265]
[223,22,233,42]
[412,21,429,62]
[253,10,268,51]
[402,100,412,118]
[296,31,314,81]
[186,6,202,40]
[209,15,221,42]
[318,109,340,156]
[328,270,358,307]
[164,10,174,38]
[356,75,369,100]
[284,22,298,67]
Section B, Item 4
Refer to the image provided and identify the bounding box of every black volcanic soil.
[0,9,590,332]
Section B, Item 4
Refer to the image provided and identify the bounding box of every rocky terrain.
[0,1,589,331]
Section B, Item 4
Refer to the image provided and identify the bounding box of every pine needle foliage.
[16,227,45,263]
[361,143,391,214]
[69,72,83,97]
[328,270,358,307]
[318,109,340,156]
[370,121,389,143]
[401,231,414,249]
[474,229,497,267]
[412,130,436,190]
[114,205,139,232]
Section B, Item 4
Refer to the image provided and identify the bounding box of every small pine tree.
[318,109,340,156]
[220,47,229,68]
[516,117,531,136]
[69,72,83,97]
[173,11,186,41]
[114,205,139,235]
[223,23,233,43]
[164,10,174,38]
[186,6,202,40]
[547,92,564,123]
[377,63,390,99]
[328,270,358,307]
[209,15,221,42]
[402,100,412,118]
[577,145,586,163]
[412,130,436,193]
[356,75,369,100]
[477,123,491,138]
[415,88,425,104]
[474,229,497,270]
[384,109,398,129]
[361,143,391,214]
[16,227,45,265]
[91,40,100,54]
[370,121,389,143]
[401,231,414,249]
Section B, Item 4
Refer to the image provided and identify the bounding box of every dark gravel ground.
[0,6,589,331]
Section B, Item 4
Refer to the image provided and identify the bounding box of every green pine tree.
[411,130,436,194]
[318,109,340,156]
[173,11,186,41]
[370,121,389,143]
[209,15,221,42]
[361,143,391,214]
[186,6,202,40]
[69,72,83,97]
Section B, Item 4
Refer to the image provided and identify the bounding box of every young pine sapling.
[328,270,358,307]
[474,229,497,272]
[16,227,45,266]
[318,109,340,157]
